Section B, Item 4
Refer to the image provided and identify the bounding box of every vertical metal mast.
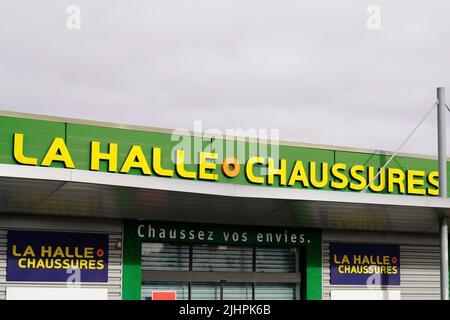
[437,87,448,300]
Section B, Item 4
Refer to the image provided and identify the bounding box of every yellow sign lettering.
[152,147,174,177]
[41,138,75,168]
[330,163,348,189]
[23,245,35,257]
[427,171,439,196]
[176,149,196,179]
[199,152,218,181]
[246,157,265,184]
[288,160,309,187]
[309,161,328,188]
[120,145,151,175]
[13,133,38,165]
[368,166,386,192]
[349,165,366,191]
[268,158,287,186]
[91,141,118,172]
[388,168,406,193]
[407,170,426,195]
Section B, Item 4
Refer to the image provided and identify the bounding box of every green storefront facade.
[0,114,445,195]
[0,112,448,300]
[122,221,322,300]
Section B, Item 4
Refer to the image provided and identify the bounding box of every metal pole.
[441,216,449,300]
[437,87,448,300]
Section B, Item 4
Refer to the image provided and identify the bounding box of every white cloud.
[0,0,449,156]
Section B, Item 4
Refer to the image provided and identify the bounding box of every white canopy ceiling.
[0,164,449,233]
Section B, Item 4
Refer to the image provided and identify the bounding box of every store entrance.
[141,243,302,300]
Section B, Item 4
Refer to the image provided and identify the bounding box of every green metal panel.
[212,139,335,189]
[390,155,439,194]
[121,221,322,300]
[134,222,318,246]
[334,151,390,193]
[0,115,447,197]
[280,145,334,191]
[306,231,322,300]
[447,160,450,198]
[0,116,66,168]
[335,151,439,195]
[122,221,142,300]
[65,123,332,190]
[66,123,211,178]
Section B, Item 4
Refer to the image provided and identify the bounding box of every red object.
[152,291,176,300]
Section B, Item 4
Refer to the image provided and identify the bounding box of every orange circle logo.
[96,249,105,257]
[222,157,240,178]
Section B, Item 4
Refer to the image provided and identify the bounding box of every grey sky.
[1,1,450,156]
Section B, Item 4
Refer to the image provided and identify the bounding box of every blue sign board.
[330,243,400,285]
[7,231,108,282]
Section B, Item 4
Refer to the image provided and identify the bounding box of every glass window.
[140,243,301,300]
[191,282,221,300]
[142,243,189,271]
[223,283,253,300]
[192,245,253,272]
[254,283,297,300]
[256,247,296,272]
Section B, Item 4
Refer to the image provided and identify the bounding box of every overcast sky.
[1,1,450,156]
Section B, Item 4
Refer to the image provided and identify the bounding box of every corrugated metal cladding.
[322,230,440,300]
[0,215,122,300]
[0,229,6,300]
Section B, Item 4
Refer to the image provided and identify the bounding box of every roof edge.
[0,108,444,161]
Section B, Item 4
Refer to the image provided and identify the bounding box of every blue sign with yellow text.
[330,243,400,285]
[7,231,108,282]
